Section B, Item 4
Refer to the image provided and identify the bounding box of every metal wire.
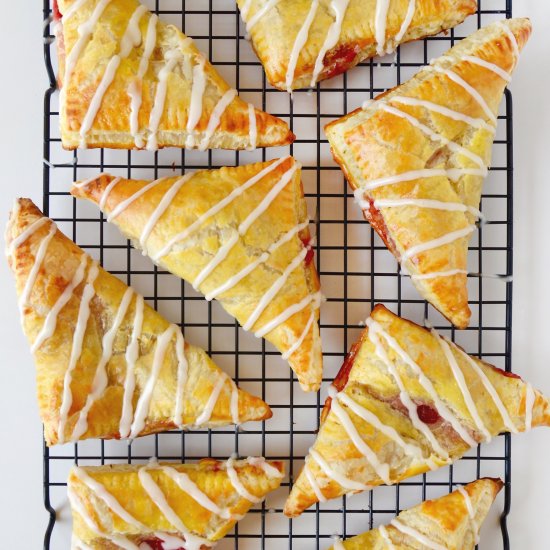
[42,0,514,548]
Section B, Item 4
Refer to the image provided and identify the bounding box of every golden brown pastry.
[70,157,323,392]
[237,0,477,91]
[68,457,284,549]
[55,0,294,150]
[284,304,549,517]
[325,18,531,328]
[328,478,502,549]
[5,199,272,446]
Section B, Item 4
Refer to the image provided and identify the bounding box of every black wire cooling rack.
[42,0,514,548]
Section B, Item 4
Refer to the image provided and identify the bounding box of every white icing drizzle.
[99,177,122,210]
[240,0,253,21]
[195,373,227,426]
[433,66,497,124]
[31,255,88,354]
[138,467,211,550]
[374,0,391,56]
[390,519,446,550]
[309,448,371,491]
[361,168,487,192]
[497,20,520,60]
[282,311,314,360]
[434,332,491,442]
[72,287,134,441]
[71,534,94,550]
[119,294,145,439]
[230,385,240,425]
[68,486,139,550]
[463,55,511,82]
[371,198,483,220]
[304,463,327,502]
[525,383,535,431]
[380,103,486,169]
[243,0,281,33]
[254,291,321,338]
[391,96,496,132]
[367,318,449,460]
[400,225,475,263]
[410,269,468,281]
[247,103,257,150]
[198,89,238,151]
[139,174,193,252]
[58,262,99,443]
[456,484,479,544]
[78,5,148,147]
[186,56,207,145]
[310,0,350,87]
[18,223,57,315]
[7,217,48,256]
[286,0,319,93]
[62,0,91,22]
[129,13,158,148]
[147,50,183,151]
[243,243,311,331]
[63,0,112,87]
[226,457,262,503]
[107,177,168,222]
[154,157,287,261]
[246,457,284,478]
[454,345,518,434]
[160,465,233,520]
[378,525,395,549]
[72,466,146,529]
[328,387,391,484]
[368,318,477,447]
[129,325,177,438]
[394,0,416,43]
[173,330,189,429]
[205,221,310,301]
[329,386,424,460]
[332,537,345,550]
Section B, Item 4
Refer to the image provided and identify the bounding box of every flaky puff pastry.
[326,18,531,328]
[5,199,272,447]
[329,478,502,549]
[284,304,549,517]
[71,157,323,392]
[69,458,284,549]
[238,0,476,91]
[55,0,294,150]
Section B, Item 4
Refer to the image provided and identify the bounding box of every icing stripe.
[497,20,520,59]
[525,383,535,431]
[58,262,99,443]
[72,288,134,441]
[139,174,193,251]
[129,325,177,438]
[456,485,479,544]
[286,0,319,92]
[309,448,371,491]
[246,457,284,478]
[7,217,49,256]
[226,457,261,503]
[119,295,145,439]
[367,319,449,459]
[372,198,483,220]
[107,177,168,222]
[463,55,511,82]
[198,89,238,151]
[99,177,122,210]
[173,330,190,429]
[394,0,415,43]
[31,255,88,353]
[186,56,207,138]
[374,0,391,56]
[332,537,345,550]
[282,311,314,361]
[244,0,281,33]
[195,374,228,426]
[435,332,491,442]
[390,519,446,550]
[247,103,257,150]
[379,525,395,548]
[369,319,477,447]
[410,269,468,281]
[310,0,350,87]
[304,463,327,502]
[230,386,240,425]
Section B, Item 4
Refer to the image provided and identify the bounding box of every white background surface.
[0,1,548,548]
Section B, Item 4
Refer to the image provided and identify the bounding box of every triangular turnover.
[5,199,272,446]
[326,18,531,328]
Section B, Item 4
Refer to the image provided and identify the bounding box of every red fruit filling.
[323,43,360,80]
[417,404,441,424]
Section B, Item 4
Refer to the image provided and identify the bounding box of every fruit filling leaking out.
[52,0,61,20]
[300,234,315,266]
[322,43,361,81]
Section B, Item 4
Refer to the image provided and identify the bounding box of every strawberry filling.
[323,43,361,80]
[416,404,441,424]
[490,364,521,379]
[52,0,61,20]
[300,235,315,266]
[141,538,185,550]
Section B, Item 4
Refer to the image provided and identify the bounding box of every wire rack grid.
[42,0,514,548]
